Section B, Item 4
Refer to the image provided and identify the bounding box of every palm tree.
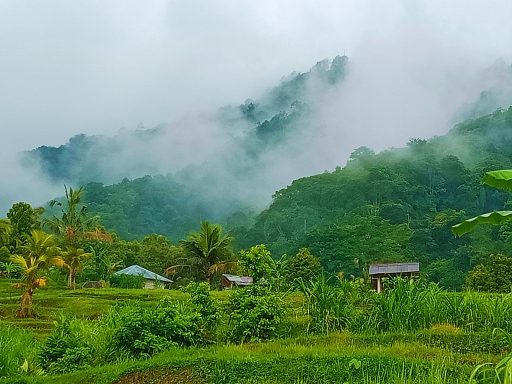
[452,170,512,236]
[60,247,92,289]
[169,221,234,281]
[44,185,99,244]
[10,230,62,318]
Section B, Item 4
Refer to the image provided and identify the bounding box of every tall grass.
[301,276,356,334]
[364,279,441,332]
[0,325,40,378]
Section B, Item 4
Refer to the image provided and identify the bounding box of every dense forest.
[12,56,512,291]
[30,106,512,291]
[240,107,512,288]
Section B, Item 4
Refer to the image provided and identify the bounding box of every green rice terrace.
[1,276,512,384]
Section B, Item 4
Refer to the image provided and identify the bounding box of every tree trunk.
[17,289,33,318]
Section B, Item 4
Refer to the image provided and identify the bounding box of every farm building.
[221,274,253,289]
[369,262,420,293]
[113,265,172,289]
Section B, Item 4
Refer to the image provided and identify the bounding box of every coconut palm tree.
[44,185,99,245]
[10,230,62,318]
[60,247,92,289]
[170,221,234,281]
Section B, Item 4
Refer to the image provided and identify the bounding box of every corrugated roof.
[113,265,172,283]
[222,274,253,285]
[369,262,420,275]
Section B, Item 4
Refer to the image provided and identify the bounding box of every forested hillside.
[235,107,512,289]
[77,176,253,241]
[23,54,512,290]
[46,107,512,290]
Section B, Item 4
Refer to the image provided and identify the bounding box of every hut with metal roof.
[221,274,253,289]
[369,262,420,293]
[113,265,172,289]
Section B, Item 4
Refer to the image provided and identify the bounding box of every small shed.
[113,265,172,289]
[369,262,420,293]
[221,274,253,289]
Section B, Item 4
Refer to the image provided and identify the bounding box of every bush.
[183,282,219,338]
[228,285,284,342]
[465,254,512,292]
[283,248,323,290]
[114,299,204,357]
[39,315,94,374]
[110,274,145,289]
[239,244,276,283]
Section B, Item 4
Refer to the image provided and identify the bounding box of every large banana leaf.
[451,211,512,237]
[483,170,512,191]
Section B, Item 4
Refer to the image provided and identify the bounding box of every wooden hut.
[221,274,253,289]
[369,262,419,293]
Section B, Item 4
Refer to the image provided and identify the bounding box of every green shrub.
[282,248,323,290]
[114,299,203,357]
[227,284,284,342]
[39,315,94,374]
[239,244,276,283]
[183,282,219,338]
[109,274,145,289]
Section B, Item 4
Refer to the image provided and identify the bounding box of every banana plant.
[452,170,512,237]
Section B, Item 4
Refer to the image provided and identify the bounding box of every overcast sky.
[0,0,512,153]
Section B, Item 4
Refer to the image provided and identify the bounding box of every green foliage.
[0,246,10,264]
[425,259,465,290]
[179,221,234,281]
[238,244,275,282]
[39,315,94,374]
[43,185,103,246]
[0,219,12,250]
[0,324,39,378]
[114,299,204,357]
[10,230,63,318]
[282,248,323,289]
[303,212,412,276]
[183,282,219,337]
[301,276,356,334]
[7,202,41,250]
[137,234,174,274]
[452,170,512,237]
[364,279,441,332]
[465,253,512,292]
[227,285,284,342]
[109,274,145,289]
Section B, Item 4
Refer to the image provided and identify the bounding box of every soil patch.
[114,367,207,384]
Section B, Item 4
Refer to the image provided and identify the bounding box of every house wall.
[143,279,166,289]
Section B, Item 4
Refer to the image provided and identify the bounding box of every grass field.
[0,278,508,384]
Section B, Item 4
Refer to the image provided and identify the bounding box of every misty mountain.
[456,60,512,120]
[25,55,348,184]
[234,106,512,288]
[40,105,512,291]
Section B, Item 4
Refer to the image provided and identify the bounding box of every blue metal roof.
[113,265,172,283]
